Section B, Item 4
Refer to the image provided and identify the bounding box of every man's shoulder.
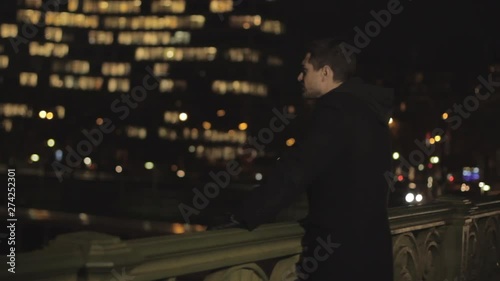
[317,91,359,110]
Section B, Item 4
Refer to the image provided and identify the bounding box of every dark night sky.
[285,0,499,72]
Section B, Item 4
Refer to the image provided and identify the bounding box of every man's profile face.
[297,53,323,98]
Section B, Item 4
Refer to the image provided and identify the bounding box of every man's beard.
[301,85,310,97]
[302,87,319,98]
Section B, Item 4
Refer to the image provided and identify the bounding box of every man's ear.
[323,65,333,78]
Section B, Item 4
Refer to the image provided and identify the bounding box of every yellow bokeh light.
[39,110,47,119]
[238,122,248,130]
[83,157,92,165]
[46,112,54,120]
[30,154,40,162]
[115,165,123,173]
[179,112,188,121]
[392,152,400,160]
[202,121,211,130]
[442,113,448,120]
[286,138,295,147]
[434,135,441,142]
[217,109,225,117]
[145,162,154,170]
[171,223,185,234]
[429,138,435,144]
[177,170,185,178]
[47,139,55,147]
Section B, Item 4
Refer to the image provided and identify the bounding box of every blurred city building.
[0,0,294,185]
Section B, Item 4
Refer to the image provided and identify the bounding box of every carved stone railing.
[4,196,499,281]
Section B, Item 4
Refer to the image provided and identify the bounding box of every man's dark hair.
[306,37,357,82]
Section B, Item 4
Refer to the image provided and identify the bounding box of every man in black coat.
[211,38,395,281]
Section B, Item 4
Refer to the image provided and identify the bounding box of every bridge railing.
[5,196,500,281]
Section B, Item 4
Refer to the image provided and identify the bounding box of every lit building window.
[164,110,182,124]
[261,20,285,34]
[135,47,217,61]
[50,75,63,88]
[102,62,131,76]
[0,56,8,69]
[194,129,246,144]
[108,78,130,92]
[83,0,142,14]
[210,0,233,13]
[191,129,199,140]
[118,31,190,45]
[170,31,191,44]
[212,80,268,97]
[19,72,38,87]
[2,119,13,132]
[160,80,173,92]
[55,105,65,119]
[153,63,169,76]
[198,146,239,161]
[229,15,261,29]
[226,48,260,62]
[68,0,79,11]
[267,55,283,66]
[159,79,187,92]
[104,15,204,30]
[17,9,42,24]
[151,0,186,13]
[126,126,147,139]
[45,12,99,28]
[0,103,32,118]
[52,60,90,74]
[1,24,18,38]
[45,27,63,42]
[29,42,69,57]
[158,127,177,140]
[49,74,104,91]
[88,30,114,45]
[119,31,169,45]
[203,130,247,144]
[22,0,42,8]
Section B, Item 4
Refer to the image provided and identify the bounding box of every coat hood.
[321,77,394,125]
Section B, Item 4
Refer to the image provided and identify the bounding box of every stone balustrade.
[3,196,499,281]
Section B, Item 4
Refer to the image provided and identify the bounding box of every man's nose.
[297,72,303,82]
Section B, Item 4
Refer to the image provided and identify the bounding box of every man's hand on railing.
[205,213,247,231]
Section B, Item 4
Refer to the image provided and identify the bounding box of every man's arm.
[233,103,347,230]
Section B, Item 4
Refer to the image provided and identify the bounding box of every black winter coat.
[233,77,395,281]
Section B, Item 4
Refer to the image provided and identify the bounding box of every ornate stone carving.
[416,228,444,281]
[269,255,300,281]
[393,233,420,281]
[204,263,268,281]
